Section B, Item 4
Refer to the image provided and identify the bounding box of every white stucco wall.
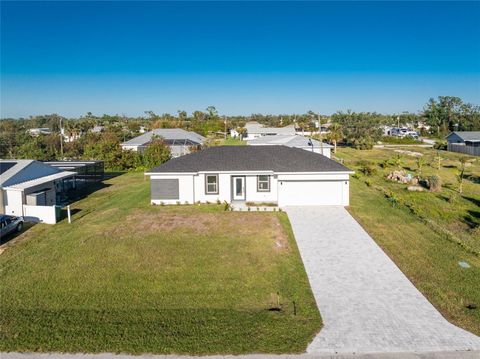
[149,171,351,206]
[4,190,24,216]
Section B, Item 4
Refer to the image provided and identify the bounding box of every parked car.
[0,214,24,238]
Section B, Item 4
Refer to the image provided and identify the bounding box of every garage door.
[278,180,345,206]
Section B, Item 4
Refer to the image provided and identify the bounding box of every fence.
[23,205,59,224]
[448,143,480,156]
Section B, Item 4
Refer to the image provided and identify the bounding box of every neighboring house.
[244,121,296,140]
[61,128,82,143]
[247,135,334,158]
[446,131,480,156]
[27,128,52,136]
[121,129,206,157]
[145,146,353,207]
[1,160,76,223]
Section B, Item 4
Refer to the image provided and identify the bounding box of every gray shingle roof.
[147,146,352,173]
[446,131,480,142]
[121,129,205,146]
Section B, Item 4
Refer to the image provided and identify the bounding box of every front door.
[232,176,245,201]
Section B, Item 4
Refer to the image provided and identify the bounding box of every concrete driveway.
[285,206,480,354]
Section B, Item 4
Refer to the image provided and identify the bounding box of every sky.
[1,1,479,118]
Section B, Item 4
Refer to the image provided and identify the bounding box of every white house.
[1,160,76,223]
[121,128,206,157]
[244,121,296,140]
[247,135,333,158]
[145,146,353,207]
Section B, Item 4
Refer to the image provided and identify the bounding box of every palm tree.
[328,123,343,153]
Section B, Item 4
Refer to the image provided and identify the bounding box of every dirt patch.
[118,210,290,251]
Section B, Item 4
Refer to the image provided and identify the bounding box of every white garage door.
[278,180,345,206]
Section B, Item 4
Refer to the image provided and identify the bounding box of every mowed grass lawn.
[0,173,321,354]
[336,147,480,336]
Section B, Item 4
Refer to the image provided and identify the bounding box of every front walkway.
[285,206,480,354]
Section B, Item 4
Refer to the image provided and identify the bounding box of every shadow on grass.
[463,196,480,207]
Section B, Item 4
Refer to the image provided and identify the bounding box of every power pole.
[59,117,64,158]
[318,114,324,156]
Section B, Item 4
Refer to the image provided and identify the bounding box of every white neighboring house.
[244,121,296,140]
[247,135,333,158]
[61,128,82,143]
[145,146,353,207]
[121,129,206,157]
[1,160,76,223]
[27,128,52,136]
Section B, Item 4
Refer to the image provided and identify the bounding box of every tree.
[328,123,343,153]
[416,156,426,177]
[205,106,218,120]
[143,137,171,169]
[456,157,468,194]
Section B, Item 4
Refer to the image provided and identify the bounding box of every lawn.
[0,173,321,354]
[336,147,480,336]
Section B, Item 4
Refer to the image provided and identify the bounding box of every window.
[257,175,270,192]
[205,174,219,194]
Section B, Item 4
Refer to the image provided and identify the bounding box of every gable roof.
[147,145,352,174]
[446,131,480,142]
[0,159,63,188]
[121,129,206,146]
[245,122,296,136]
[247,134,334,148]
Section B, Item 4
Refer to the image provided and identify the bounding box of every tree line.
[1,97,478,168]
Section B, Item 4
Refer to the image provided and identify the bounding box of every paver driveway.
[286,206,480,354]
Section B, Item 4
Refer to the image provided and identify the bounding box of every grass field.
[0,173,321,354]
[337,147,480,335]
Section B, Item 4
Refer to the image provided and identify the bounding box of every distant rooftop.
[245,121,296,136]
[446,131,480,142]
[121,128,206,146]
[247,134,333,148]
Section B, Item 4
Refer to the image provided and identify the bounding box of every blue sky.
[1,1,479,118]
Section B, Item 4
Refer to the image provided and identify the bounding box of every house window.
[205,174,219,194]
[257,175,270,192]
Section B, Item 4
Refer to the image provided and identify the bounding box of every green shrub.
[357,160,377,176]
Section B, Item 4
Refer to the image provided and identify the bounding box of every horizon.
[1,1,479,118]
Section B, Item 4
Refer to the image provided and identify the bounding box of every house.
[244,121,296,140]
[446,131,480,156]
[1,160,76,223]
[247,135,334,158]
[121,129,206,157]
[27,128,52,136]
[145,146,353,207]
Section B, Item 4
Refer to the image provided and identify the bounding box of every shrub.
[433,141,447,150]
[223,201,231,211]
[364,178,372,187]
[352,173,361,179]
[428,175,442,192]
[357,160,377,176]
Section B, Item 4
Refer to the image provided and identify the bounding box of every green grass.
[0,173,321,354]
[216,137,246,146]
[337,147,480,335]
[380,136,423,145]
